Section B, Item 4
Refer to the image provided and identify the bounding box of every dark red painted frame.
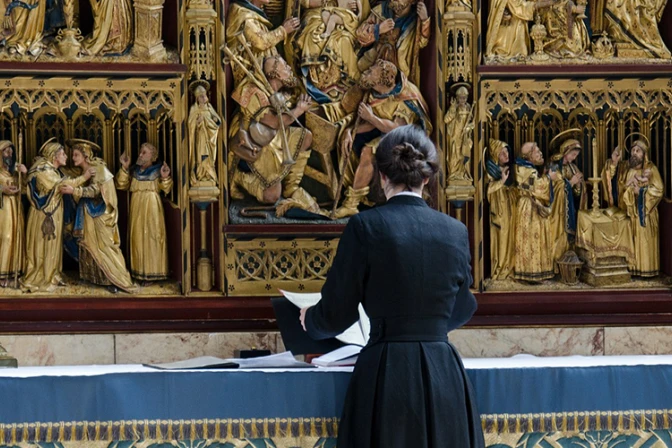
[0,288,671,334]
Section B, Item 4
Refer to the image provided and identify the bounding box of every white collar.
[391,191,423,199]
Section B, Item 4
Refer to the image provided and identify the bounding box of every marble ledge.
[604,326,672,356]
[0,334,114,366]
[450,327,605,358]
[7,326,672,366]
[114,332,282,364]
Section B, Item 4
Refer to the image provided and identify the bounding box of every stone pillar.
[132,0,168,62]
[195,203,213,292]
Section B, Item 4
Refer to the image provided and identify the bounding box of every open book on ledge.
[144,351,312,370]
[277,290,370,367]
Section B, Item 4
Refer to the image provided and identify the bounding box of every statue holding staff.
[227,53,321,216]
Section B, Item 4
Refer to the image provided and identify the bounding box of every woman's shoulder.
[357,203,467,233]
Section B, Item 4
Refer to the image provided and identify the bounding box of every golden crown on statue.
[592,33,615,59]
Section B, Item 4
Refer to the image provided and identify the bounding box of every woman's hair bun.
[375,125,439,189]
[391,142,425,173]
[393,142,425,164]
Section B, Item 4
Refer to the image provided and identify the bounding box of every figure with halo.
[189,80,221,187]
[22,138,95,292]
[548,128,586,266]
[59,139,137,293]
[601,134,663,277]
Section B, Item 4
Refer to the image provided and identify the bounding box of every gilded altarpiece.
[0,0,671,446]
[0,0,665,314]
[479,75,672,290]
[0,0,665,344]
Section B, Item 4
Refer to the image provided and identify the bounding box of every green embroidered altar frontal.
[2,358,672,447]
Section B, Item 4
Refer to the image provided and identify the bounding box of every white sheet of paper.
[312,345,362,365]
[146,356,236,370]
[145,352,312,370]
[336,309,368,346]
[228,351,312,368]
[279,290,370,347]
[358,304,371,344]
[279,289,321,308]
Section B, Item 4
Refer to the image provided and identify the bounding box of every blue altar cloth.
[2,356,672,447]
[0,369,352,424]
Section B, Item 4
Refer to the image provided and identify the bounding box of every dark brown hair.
[375,125,439,190]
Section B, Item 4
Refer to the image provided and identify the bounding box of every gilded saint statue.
[356,0,431,85]
[225,0,300,85]
[595,0,671,58]
[444,85,474,183]
[601,137,663,277]
[514,141,557,282]
[548,129,586,266]
[83,0,134,56]
[228,55,321,217]
[4,1,48,56]
[485,0,554,61]
[485,139,515,280]
[59,140,137,293]
[540,0,589,58]
[292,0,365,102]
[22,139,94,292]
[0,141,26,288]
[189,81,221,186]
[116,143,173,283]
[333,59,431,218]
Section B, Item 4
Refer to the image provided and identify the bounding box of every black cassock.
[306,194,485,448]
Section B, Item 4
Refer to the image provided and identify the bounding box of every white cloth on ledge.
[2,354,672,377]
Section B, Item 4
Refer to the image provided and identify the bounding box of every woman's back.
[304,125,484,448]
[360,194,475,324]
[305,194,476,340]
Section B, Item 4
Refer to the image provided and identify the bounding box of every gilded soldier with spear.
[226,42,322,217]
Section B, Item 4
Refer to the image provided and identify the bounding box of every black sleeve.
[447,226,477,332]
[305,214,367,340]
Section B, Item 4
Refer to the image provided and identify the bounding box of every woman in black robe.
[301,125,485,447]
